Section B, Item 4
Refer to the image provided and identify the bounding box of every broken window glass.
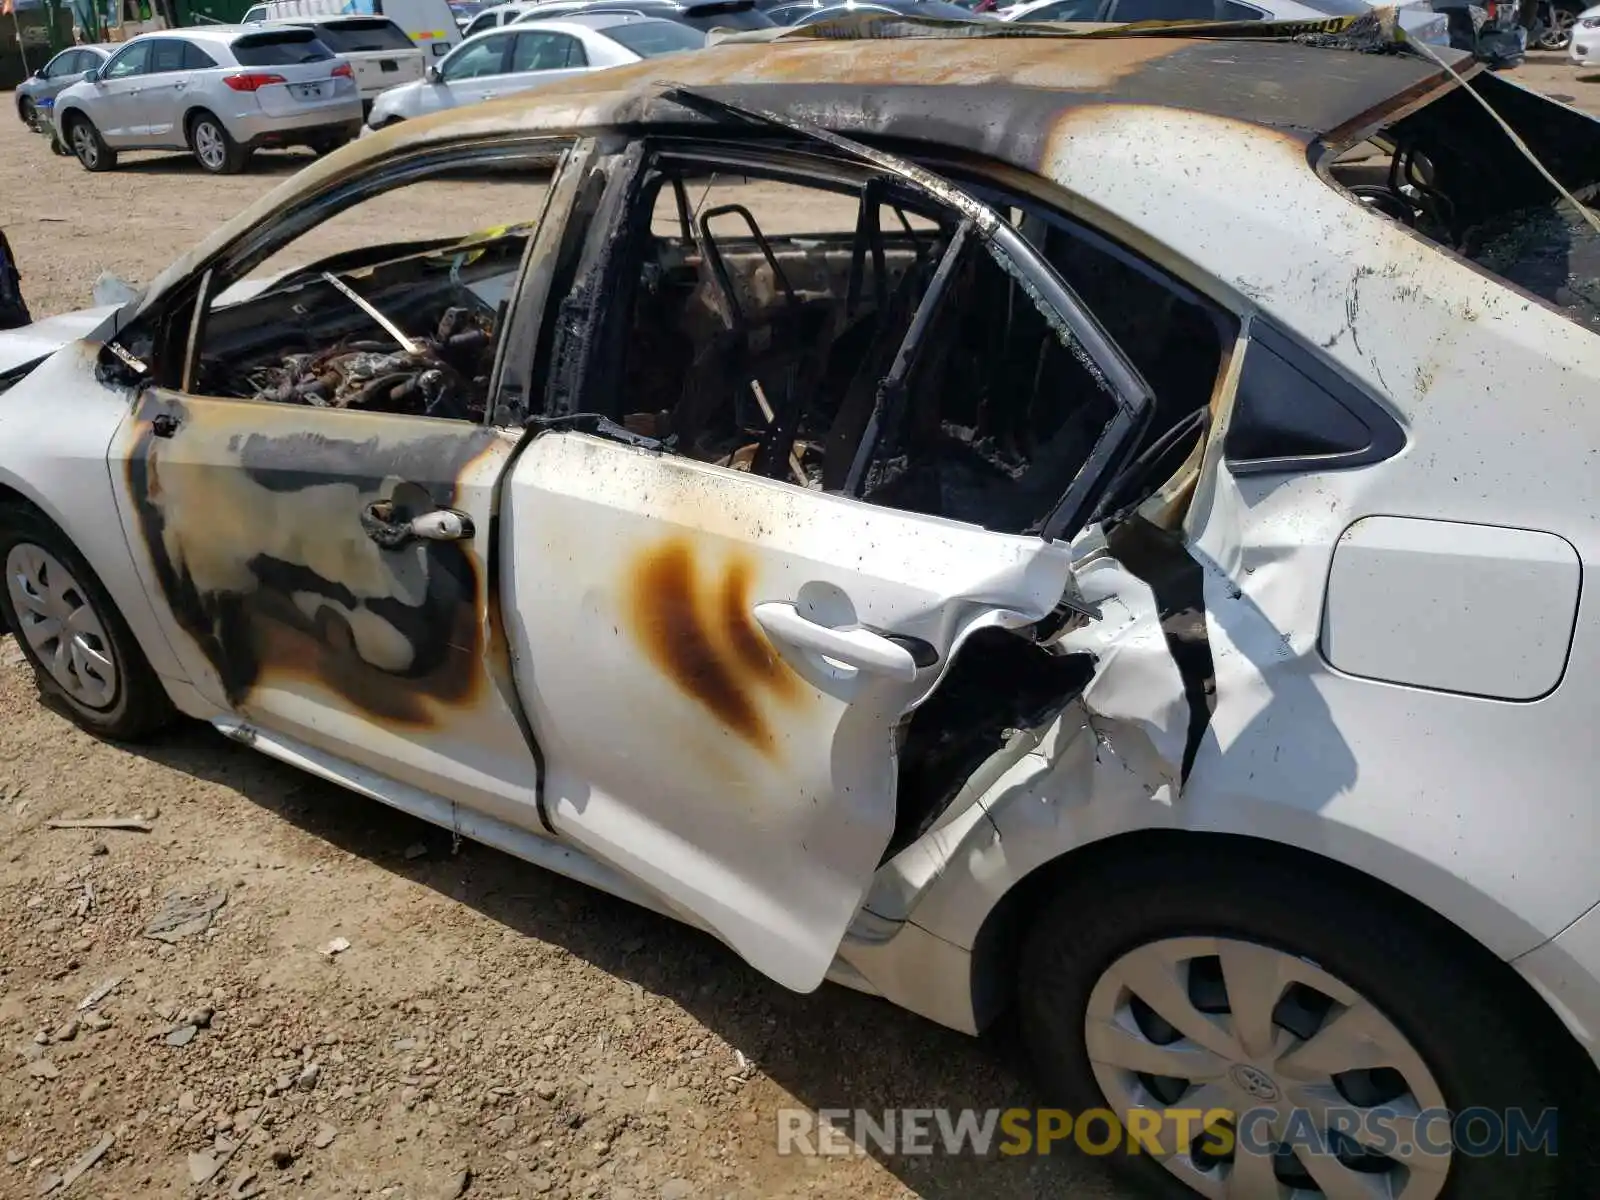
[590,155,1231,536]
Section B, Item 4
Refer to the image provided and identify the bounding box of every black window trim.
[1224,317,1407,476]
[544,124,1157,543]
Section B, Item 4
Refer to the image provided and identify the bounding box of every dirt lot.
[3,51,1599,1200]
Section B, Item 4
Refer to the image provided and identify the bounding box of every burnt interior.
[572,155,1231,853]
[188,225,535,422]
[583,160,1228,536]
[1327,73,1600,334]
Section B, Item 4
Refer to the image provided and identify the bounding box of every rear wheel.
[66,114,116,173]
[1537,5,1578,49]
[189,111,251,175]
[1018,847,1576,1199]
[0,503,173,741]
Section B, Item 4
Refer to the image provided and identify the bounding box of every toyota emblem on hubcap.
[1230,1063,1280,1101]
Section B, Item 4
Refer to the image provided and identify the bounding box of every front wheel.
[0,503,174,741]
[1018,847,1577,1200]
[189,112,251,175]
[66,115,116,173]
[18,97,36,130]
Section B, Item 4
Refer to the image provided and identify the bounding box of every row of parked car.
[13,0,1598,175]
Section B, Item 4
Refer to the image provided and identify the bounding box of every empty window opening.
[175,160,558,423]
[575,152,1232,538]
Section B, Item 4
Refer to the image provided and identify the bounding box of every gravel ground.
[3,52,1599,1200]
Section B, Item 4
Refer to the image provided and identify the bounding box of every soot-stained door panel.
[501,430,1078,992]
[110,387,544,832]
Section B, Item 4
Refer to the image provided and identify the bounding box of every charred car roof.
[416,29,1476,153]
[141,26,1476,310]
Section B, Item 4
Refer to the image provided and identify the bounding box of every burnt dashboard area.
[189,226,534,423]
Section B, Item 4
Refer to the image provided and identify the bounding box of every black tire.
[188,111,251,175]
[1537,4,1578,49]
[0,502,174,742]
[1018,845,1577,1200]
[18,97,35,130]
[310,134,350,157]
[65,113,116,173]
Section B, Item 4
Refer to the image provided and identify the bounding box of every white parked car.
[364,12,702,128]
[3,26,1600,1200]
[1000,0,1452,43]
[459,0,544,36]
[243,0,465,57]
[1572,2,1600,61]
[250,16,426,116]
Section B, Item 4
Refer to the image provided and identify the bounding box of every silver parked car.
[365,13,703,129]
[14,45,114,133]
[51,26,363,176]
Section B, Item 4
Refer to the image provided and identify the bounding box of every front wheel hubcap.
[5,543,118,709]
[1084,935,1452,1199]
[72,124,96,166]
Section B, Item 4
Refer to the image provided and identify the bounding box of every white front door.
[92,40,156,144]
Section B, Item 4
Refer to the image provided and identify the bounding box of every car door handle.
[751,602,936,683]
[360,500,474,549]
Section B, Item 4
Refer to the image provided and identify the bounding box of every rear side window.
[605,19,709,54]
[1218,0,1264,17]
[1108,0,1215,17]
[183,43,219,69]
[510,30,588,68]
[1019,0,1105,18]
[679,7,774,29]
[231,30,336,65]
[148,40,187,73]
[313,19,418,52]
[1224,321,1405,475]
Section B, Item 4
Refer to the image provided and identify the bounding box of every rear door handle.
[752,602,936,683]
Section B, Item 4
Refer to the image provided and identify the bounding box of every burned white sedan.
[3,19,1600,1199]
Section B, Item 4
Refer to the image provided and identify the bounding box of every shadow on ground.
[127,720,1128,1200]
[114,151,314,177]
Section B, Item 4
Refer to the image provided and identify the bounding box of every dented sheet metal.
[502,430,1079,992]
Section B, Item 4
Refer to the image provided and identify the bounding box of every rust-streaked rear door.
[503,431,1080,992]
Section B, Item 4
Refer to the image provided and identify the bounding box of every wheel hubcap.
[195,123,224,168]
[1085,936,1452,1199]
[5,543,118,709]
[72,124,96,166]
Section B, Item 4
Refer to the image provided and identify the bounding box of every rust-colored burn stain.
[627,539,805,757]
[719,557,804,704]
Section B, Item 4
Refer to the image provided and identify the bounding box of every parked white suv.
[51,26,362,174]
